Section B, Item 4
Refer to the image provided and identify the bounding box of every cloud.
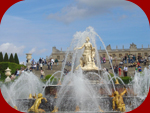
[0,43,25,55]
[29,47,36,53]
[47,0,137,24]
[119,15,127,20]
[29,47,47,55]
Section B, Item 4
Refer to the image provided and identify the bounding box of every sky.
[0,0,150,64]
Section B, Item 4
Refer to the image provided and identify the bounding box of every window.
[57,56,60,60]
[112,54,116,57]
[138,53,141,56]
[144,53,147,56]
[119,54,122,58]
[103,54,105,57]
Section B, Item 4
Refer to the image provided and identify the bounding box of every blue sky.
[0,0,149,63]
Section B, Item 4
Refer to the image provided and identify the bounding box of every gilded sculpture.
[51,106,58,113]
[111,88,127,112]
[74,37,99,71]
[28,93,47,113]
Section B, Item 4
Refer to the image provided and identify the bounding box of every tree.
[14,53,19,64]
[0,52,3,62]
[9,53,14,62]
[4,53,9,62]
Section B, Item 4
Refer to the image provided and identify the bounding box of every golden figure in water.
[74,37,98,71]
[111,88,127,112]
[28,93,47,113]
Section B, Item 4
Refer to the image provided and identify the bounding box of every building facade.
[50,43,150,61]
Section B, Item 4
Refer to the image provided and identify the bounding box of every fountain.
[0,26,148,113]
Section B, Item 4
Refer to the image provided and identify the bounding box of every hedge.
[109,73,132,84]
[0,62,25,81]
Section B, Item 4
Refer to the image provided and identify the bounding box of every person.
[15,69,20,76]
[103,57,106,63]
[138,65,142,72]
[114,66,118,76]
[110,55,112,63]
[0,73,1,79]
[47,61,50,70]
[39,58,42,64]
[40,63,43,70]
[123,66,128,77]
[42,58,44,65]
[135,65,138,72]
[55,58,59,65]
[37,63,39,70]
[137,61,140,66]
[50,59,53,70]
[118,67,122,77]
[32,59,35,65]
[40,70,45,79]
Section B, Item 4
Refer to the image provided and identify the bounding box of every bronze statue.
[28,93,47,113]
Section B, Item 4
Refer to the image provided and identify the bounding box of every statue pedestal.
[26,62,32,69]
[5,76,11,83]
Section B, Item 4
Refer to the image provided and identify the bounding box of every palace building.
[50,43,150,61]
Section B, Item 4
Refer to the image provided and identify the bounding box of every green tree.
[14,53,19,64]
[0,52,3,62]
[4,53,9,62]
[9,53,14,62]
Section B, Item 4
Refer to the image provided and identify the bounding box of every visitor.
[50,59,53,70]
[37,63,39,70]
[11,74,16,80]
[118,67,122,77]
[128,54,130,63]
[51,58,54,65]
[21,69,24,75]
[47,61,50,70]
[123,66,128,77]
[138,65,142,72]
[137,61,140,66]
[110,55,112,63]
[40,63,43,70]
[114,66,118,76]
[103,67,107,72]
[55,58,59,65]
[103,57,106,63]
[33,63,36,69]
[39,58,42,64]
[42,58,45,65]
[0,73,1,79]
[32,59,35,65]
[40,70,45,79]
[132,55,136,62]
[124,55,127,64]
[135,65,138,72]
[15,69,20,76]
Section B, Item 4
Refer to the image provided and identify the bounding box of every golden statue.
[98,106,104,112]
[28,93,47,113]
[57,80,61,85]
[51,106,58,113]
[74,37,99,71]
[76,57,84,70]
[29,93,33,99]
[75,105,80,112]
[54,92,58,99]
[111,88,127,112]
[115,79,119,84]
[14,106,18,110]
